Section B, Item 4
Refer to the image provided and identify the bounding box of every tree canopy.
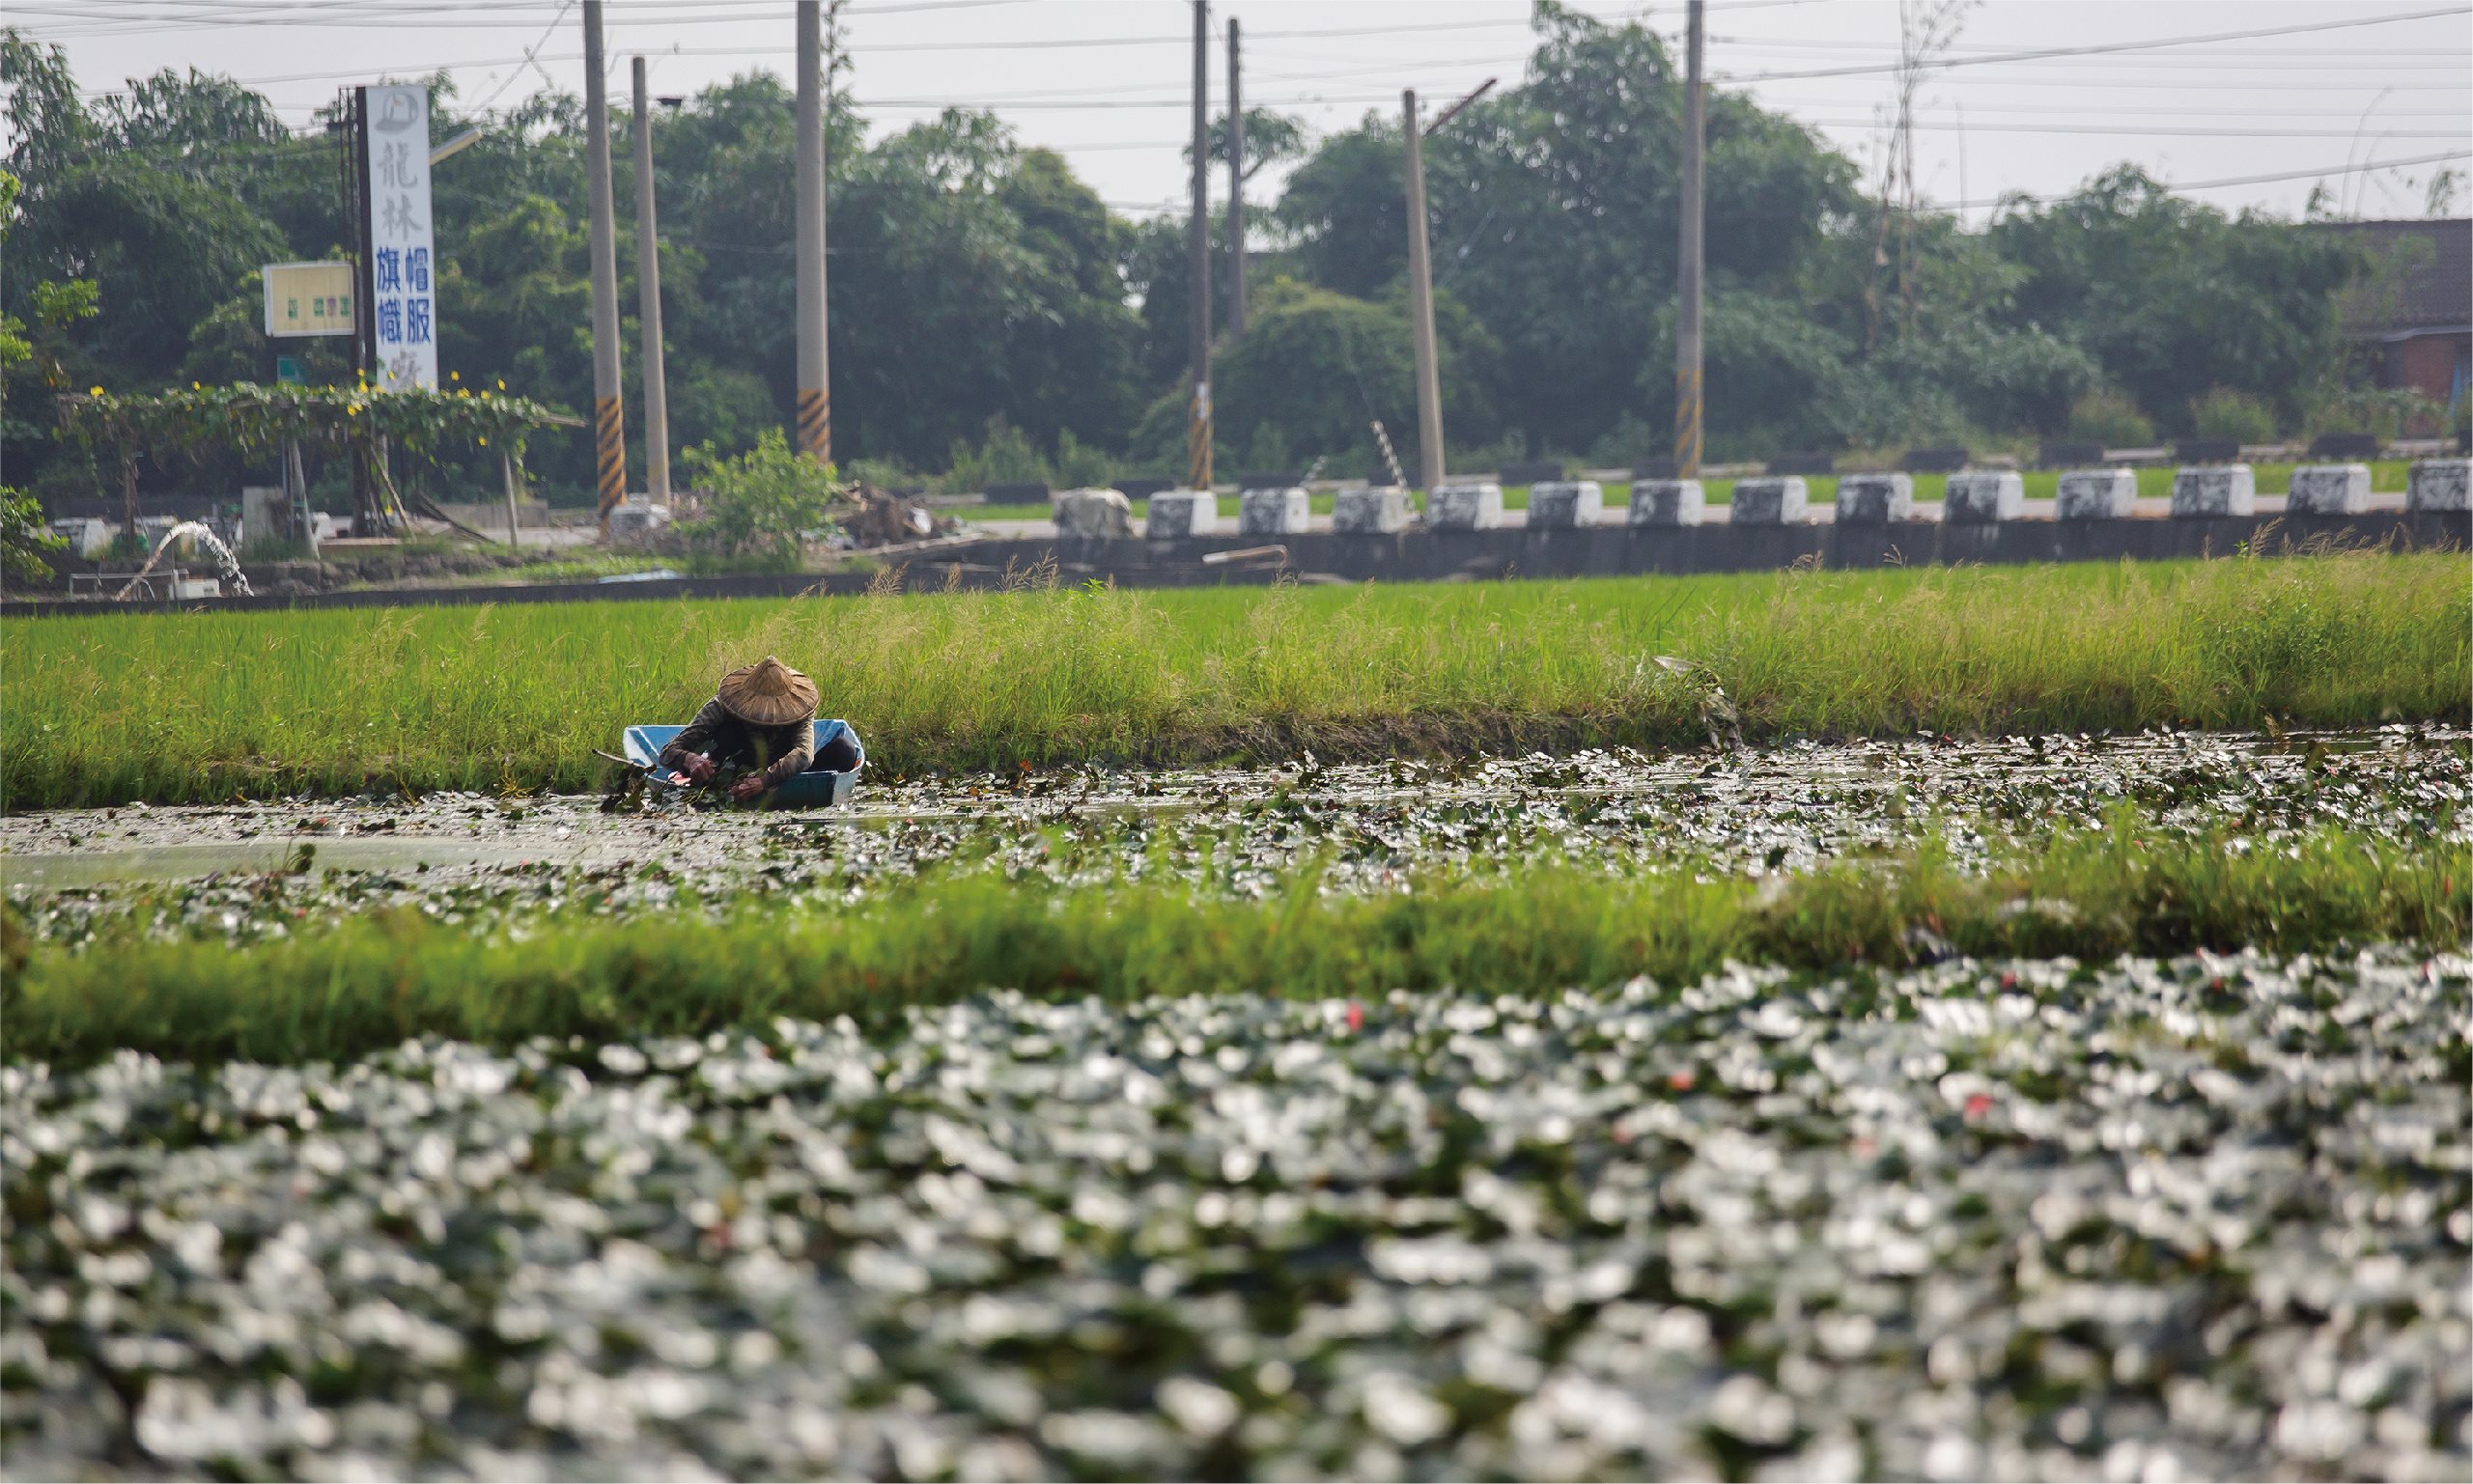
[0,4,2397,506]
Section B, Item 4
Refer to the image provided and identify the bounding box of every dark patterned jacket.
[659,699,814,790]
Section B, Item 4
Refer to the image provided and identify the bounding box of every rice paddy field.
[4,554,2469,1480]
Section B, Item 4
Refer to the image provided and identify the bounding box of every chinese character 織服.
[376,139,422,192]
[381,193,424,236]
[406,297,432,345]
[407,247,430,294]
[376,296,404,345]
[375,247,403,294]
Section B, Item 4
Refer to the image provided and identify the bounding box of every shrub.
[2066,388,2155,447]
[1054,429,1116,490]
[940,416,1049,494]
[2189,387,2276,445]
[677,429,847,566]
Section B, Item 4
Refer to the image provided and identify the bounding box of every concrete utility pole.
[1402,89,1444,491]
[1674,0,1705,477]
[583,1,627,520]
[1225,16,1245,344]
[795,0,831,463]
[1186,0,1213,490]
[632,56,671,500]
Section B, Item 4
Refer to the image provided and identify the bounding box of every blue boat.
[621,719,865,807]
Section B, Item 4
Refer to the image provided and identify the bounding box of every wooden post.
[501,448,524,546]
[1674,0,1705,477]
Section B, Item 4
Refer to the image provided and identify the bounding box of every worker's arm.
[659,700,731,772]
[756,725,815,789]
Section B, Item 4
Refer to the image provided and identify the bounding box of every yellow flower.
[88,385,103,396]
[449,370,461,381]
[478,435,489,446]
[496,379,506,390]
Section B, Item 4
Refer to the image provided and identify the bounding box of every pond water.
[6,728,2465,941]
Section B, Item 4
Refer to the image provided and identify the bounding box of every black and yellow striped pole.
[795,2,832,465]
[583,1,628,521]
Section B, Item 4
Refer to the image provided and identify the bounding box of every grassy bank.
[967,462,2417,521]
[5,823,2459,1067]
[3,552,2464,809]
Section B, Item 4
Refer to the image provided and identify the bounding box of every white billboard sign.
[263,261,355,337]
[363,84,437,391]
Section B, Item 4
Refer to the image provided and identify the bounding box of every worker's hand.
[681,752,716,783]
[728,776,766,803]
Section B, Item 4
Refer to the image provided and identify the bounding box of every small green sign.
[275,356,304,384]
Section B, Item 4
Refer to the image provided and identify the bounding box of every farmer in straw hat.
[660,656,823,802]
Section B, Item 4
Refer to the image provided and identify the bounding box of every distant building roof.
[2312,218,2471,338]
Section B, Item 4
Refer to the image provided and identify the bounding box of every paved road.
[967,492,2410,542]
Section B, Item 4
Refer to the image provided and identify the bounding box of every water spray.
[112,521,254,601]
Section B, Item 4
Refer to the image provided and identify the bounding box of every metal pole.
[1226,16,1245,344]
[1402,89,1445,492]
[583,1,628,522]
[1674,0,1705,478]
[795,1,830,464]
[1186,0,1213,491]
[632,58,671,500]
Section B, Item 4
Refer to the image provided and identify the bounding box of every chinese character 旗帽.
[407,247,431,294]
[375,247,403,294]
[377,297,404,345]
[406,297,432,345]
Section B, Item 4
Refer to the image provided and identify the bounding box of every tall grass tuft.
[5,824,2460,1067]
[2,552,2464,809]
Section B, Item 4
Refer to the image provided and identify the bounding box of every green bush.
[940,416,1051,494]
[2190,387,2276,444]
[2066,388,2155,447]
[677,429,846,565]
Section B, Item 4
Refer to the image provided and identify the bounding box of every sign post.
[359,83,437,393]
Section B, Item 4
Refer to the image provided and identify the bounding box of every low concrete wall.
[7,511,2462,618]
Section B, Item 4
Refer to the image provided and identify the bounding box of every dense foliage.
[0,4,2396,504]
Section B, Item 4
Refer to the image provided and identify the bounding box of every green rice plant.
[1,553,2464,810]
[5,822,2459,1067]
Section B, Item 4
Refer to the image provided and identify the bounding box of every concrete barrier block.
[1238,486,1310,536]
[1331,486,1408,534]
[1428,482,1504,531]
[1053,487,1133,539]
[2406,457,2470,512]
[1628,479,1704,526]
[2055,468,2137,520]
[1945,470,2024,523]
[1729,477,1809,525]
[1143,489,1218,539]
[1526,480,1604,528]
[2286,462,2371,515]
[2169,463,2255,518]
[1835,472,1913,523]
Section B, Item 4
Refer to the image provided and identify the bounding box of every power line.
[1933,147,2473,213]
[1721,5,2473,83]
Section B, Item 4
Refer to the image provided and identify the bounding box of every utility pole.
[632,56,670,501]
[583,0,627,522]
[1225,16,1245,344]
[1402,89,1444,492]
[1186,0,1212,490]
[795,0,831,464]
[1674,0,1704,477]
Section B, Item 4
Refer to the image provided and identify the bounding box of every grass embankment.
[967,462,2416,521]
[5,824,2459,1067]
[3,552,2464,809]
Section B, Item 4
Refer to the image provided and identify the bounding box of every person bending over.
[660,656,823,802]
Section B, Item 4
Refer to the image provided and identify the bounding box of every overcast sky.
[17,0,2473,225]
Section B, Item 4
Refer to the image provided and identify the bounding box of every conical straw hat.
[715,656,819,726]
